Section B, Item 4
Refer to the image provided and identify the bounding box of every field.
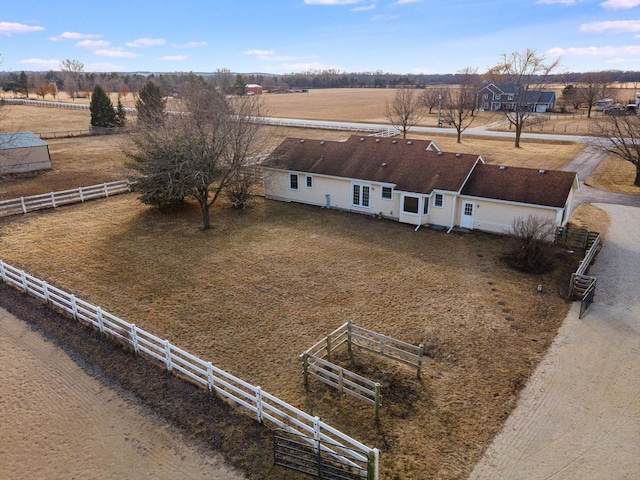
[0,97,618,479]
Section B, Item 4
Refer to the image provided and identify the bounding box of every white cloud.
[17,58,60,69]
[394,0,422,4]
[351,4,375,11]
[173,41,207,48]
[600,0,640,9]
[160,55,187,61]
[75,40,109,49]
[581,20,640,33]
[546,44,640,57]
[125,38,165,48]
[94,48,138,58]
[244,49,276,57]
[50,31,100,41]
[0,22,44,36]
[304,0,361,4]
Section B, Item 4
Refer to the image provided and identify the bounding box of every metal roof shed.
[0,132,52,174]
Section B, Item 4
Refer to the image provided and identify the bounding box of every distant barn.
[245,84,263,95]
[0,132,52,174]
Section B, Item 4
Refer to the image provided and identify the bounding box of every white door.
[461,201,474,229]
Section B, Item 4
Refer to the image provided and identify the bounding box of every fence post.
[367,449,379,480]
[338,367,344,393]
[20,197,27,214]
[374,383,381,421]
[255,386,263,423]
[347,320,353,360]
[70,294,78,319]
[96,307,105,333]
[164,340,173,371]
[302,353,310,388]
[43,282,50,304]
[51,192,56,208]
[313,416,321,454]
[130,324,139,352]
[103,183,109,198]
[417,343,424,379]
[0,260,5,282]
[79,186,85,203]
[569,272,576,298]
[326,335,332,363]
[20,270,28,293]
[207,362,214,392]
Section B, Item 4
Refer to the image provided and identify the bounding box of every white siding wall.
[456,197,560,235]
[0,145,51,174]
[263,170,401,219]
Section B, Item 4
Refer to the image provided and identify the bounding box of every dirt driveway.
[0,308,245,480]
[470,203,640,479]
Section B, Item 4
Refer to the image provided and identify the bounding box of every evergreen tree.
[115,98,127,127]
[232,74,246,95]
[136,80,166,126]
[19,71,28,98]
[89,84,116,128]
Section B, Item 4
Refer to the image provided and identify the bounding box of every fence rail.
[0,181,130,218]
[0,260,378,479]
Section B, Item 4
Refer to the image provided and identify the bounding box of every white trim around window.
[433,193,444,208]
[401,194,420,215]
[289,173,299,190]
[305,175,313,188]
[352,182,371,208]
[381,186,393,200]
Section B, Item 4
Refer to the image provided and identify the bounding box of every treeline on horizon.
[2,69,640,98]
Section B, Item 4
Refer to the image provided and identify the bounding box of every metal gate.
[579,277,597,319]
[274,429,370,479]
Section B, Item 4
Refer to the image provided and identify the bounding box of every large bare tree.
[439,67,479,143]
[385,87,425,138]
[579,71,614,118]
[60,59,84,100]
[486,49,561,147]
[126,76,270,229]
[591,113,640,187]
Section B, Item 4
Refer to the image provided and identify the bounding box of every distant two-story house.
[477,83,556,113]
[261,135,578,236]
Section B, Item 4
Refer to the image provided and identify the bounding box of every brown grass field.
[0,98,625,479]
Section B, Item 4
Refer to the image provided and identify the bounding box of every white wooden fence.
[301,321,424,420]
[0,181,130,218]
[0,260,379,479]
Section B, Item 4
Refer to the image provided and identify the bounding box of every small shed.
[0,132,52,174]
[246,84,263,95]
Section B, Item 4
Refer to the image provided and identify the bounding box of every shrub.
[503,215,555,274]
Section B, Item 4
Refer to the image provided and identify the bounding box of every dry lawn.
[0,195,578,480]
[585,154,640,195]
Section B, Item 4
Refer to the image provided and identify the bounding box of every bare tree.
[591,113,640,186]
[579,71,614,118]
[420,86,445,115]
[126,77,271,229]
[504,215,555,274]
[60,59,84,100]
[439,67,478,143]
[486,49,561,148]
[385,87,425,138]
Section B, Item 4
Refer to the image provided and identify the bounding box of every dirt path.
[0,308,245,480]
[470,203,640,480]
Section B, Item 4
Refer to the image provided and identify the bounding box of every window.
[381,186,393,200]
[434,193,444,208]
[423,197,430,215]
[306,175,313,188]
[352,183,370,208]
[403,196,419,214]
[289,173,299,190]
[464,203,473,216]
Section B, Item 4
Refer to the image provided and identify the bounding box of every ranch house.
[261,135,579,235]
[0,132,52,174]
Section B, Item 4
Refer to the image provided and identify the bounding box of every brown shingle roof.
[262,135,481,194]
[461,164,577,208]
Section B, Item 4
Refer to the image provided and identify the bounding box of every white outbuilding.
[0,132,52,174]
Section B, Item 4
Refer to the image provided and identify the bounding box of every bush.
[503,215,555,274]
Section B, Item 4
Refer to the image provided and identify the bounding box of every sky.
[1,0,640,75]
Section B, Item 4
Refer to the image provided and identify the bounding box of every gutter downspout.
[447,194,458,233]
